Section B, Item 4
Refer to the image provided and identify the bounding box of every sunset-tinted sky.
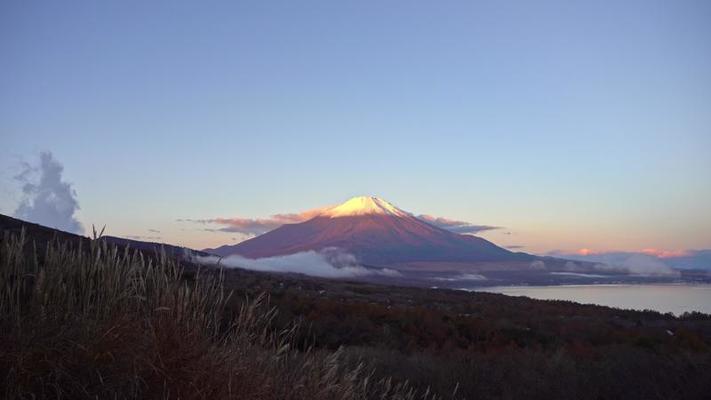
[1,1,710,253]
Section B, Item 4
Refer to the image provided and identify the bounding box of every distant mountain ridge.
[205,196,532,267]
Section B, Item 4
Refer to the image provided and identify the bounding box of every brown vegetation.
[0,230,433,399]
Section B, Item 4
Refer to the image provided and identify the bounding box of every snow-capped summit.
[321,196,409,218]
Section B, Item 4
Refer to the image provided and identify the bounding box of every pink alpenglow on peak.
[319,196,410,218]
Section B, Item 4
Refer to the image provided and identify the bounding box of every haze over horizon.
[1,1,710,255]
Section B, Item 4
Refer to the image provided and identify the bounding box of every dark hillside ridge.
[0,213,207,259]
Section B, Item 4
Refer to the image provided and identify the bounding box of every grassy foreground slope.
[0,230,431,400]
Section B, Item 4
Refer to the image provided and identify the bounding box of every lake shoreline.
[466,283,711,315]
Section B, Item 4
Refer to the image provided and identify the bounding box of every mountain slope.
[206,196,531,266]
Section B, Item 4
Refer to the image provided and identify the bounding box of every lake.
[472,284,711,315]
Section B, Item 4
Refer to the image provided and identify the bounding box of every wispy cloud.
[178,208,324,235]
[125,235,162,241]
[13,152,83,234]
[416,215,500,234]
[181,208,500,237]
[194,247,400,279]
[640,248,691,259]
[432,273,487,282]
[566,248,693,259]
[664,249,711,269]
[552,250,682,276]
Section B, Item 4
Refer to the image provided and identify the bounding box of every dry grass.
[0,230,437,400]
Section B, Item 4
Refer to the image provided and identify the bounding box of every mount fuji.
[205,196,532,269]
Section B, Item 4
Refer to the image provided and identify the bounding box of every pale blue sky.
[1,0,710,252]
